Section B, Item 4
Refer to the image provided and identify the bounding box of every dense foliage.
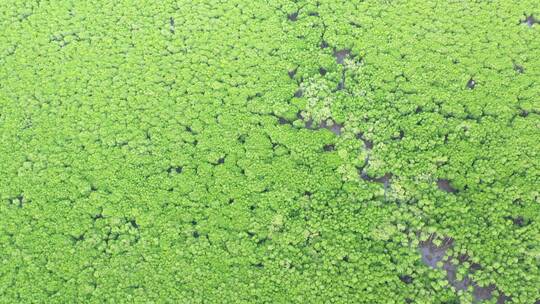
[1,0,539,303]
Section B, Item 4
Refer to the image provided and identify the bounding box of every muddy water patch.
[320,120,343,135]
[419,236,453,268]
[169,17,175,34]
[504,215,530,227]
[278,117,290,125]
[334,49,351,65]
[288,67,298,79]
[296,112,343,135]
[399,275,413,284]
[323,144,335,152]
[392,130,405,140]
[360,172,392,185]
[419,235,509,303]
[356,133,373,150]
[466,78,476,89]
[521,15,538,27]
[437,179,457,193]
[513,63,524,74]
[320,40,329,49]
[288,11,299,21]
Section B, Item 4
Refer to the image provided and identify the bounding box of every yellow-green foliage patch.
[1,0,539,303]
